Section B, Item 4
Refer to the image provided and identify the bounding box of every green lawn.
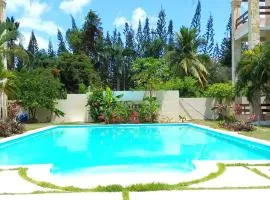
[25,123,54,131]
[192,120,270,141]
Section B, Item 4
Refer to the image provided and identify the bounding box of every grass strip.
[17,163,226,192]
[244,166,270,180]
[122,190,130,200]
[226,163,270,167]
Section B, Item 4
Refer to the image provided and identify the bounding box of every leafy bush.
[204,83,234,103]
[87,89,105,122]
[139,97,160,123]
[219,121,254,132]
[16,69,65,122]
[156,77,202,97]
[88,88,160,124]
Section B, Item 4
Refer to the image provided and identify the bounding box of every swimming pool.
[0,124,270,175]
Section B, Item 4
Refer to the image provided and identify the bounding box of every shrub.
[157,77,202,97]
[219,121,254,132]
[87,87,161,124]
[139,97,160,123]
[87,89,105,122]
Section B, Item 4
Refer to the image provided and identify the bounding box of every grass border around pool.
[15,163,226,192]
[0,163,270,199]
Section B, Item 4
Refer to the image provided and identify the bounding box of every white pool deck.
[1,190,270,200]
[0,124,270,196]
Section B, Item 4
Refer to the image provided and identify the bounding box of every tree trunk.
[251,89,262,121]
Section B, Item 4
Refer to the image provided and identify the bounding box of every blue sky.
[6,0,247,50]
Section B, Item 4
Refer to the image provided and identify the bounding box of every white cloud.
[113,17,129,27]
[6,0,29,12]
[7,0,60,36]
[19,17,59,36]
[131,8,147,29]
[60,0,92,15]
[21,31,49,50]
[114,7,157,30]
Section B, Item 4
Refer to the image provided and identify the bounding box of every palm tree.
[0,21,27,96]
[167,27,208,86]
[236,42,270,118]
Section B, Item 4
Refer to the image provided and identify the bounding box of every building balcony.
[235,5,270,40]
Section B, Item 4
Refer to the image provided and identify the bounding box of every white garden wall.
[34,91,224,123]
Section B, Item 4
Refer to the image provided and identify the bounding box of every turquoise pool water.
[0,124,270,175]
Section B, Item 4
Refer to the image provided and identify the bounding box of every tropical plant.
[132,57,170,97]
[236,42,270,116]
[139,97,160,123]
[167,27,208,86]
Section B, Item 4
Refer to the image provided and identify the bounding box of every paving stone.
[0,170,53,194]
[130,190,270,200]
[190,167,270,188]
[249,166,270,177]
[0,193,122,200]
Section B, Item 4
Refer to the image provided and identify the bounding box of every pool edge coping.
[1,123,270,147]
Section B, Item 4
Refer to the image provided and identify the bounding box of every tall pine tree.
[156,7,167,43]
[57,29,67,55]
[191,0,201,35]
[136,20,143,57]
[27,31,39,56]
[167,20,174,51]
[219,16,232,68]
[123,23,136,89]
[48,40,55,57]
[71,15,78,30]
[202,14,215,55]
[213,43,220,62]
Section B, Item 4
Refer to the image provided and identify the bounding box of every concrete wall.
[34,91,231,123]
[36,94,89,123]
[179,98,217,120]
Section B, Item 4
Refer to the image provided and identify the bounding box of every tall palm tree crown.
[167,27,208,86]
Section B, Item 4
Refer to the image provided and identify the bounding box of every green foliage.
[202,14,214,55]
[132,57,169,97]
[78,83,88,94]
[16,69,64,121]
[167,27,208,86]
[219,16,232,68]
[157,77,202,97]
[139,97,160,123]
[87,89,105,122]
[190,0,201,35]
[58,52,101,93]
[237,42,270,102]
[57,29,68,55]
[204,83,234,103]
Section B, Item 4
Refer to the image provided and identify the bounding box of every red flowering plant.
[129,111,140,124]
[234,104,242,116]
[8,102,21,120]
[0,102,24,138]
[249,114,257,122]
